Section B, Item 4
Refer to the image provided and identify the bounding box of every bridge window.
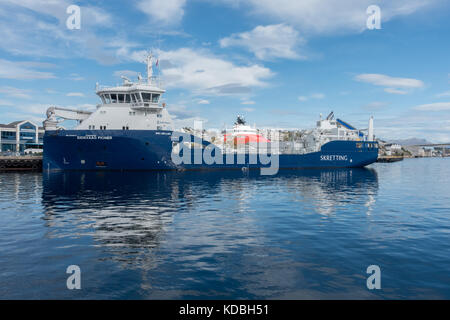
[135,93,141,102]
[152,94,160,103]
[142,92,151,103]
[110,93,117,103]
[104,94,111,104]
[125,94,131,103]
[118,94,124,103]
[131,94,136,103]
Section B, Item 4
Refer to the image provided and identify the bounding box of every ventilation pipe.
[368,116,374,141]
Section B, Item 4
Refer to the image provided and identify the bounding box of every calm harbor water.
[0,158,449,299]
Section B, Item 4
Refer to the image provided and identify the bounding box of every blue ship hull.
[43,130,378,171]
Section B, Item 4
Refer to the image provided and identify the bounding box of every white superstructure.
[277,111,374,154]
[230,115,258,136]
[44,54,173,132]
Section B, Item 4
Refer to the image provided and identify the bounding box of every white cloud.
[69,73,85,81]
[436,90,450,98]
[7,103,95,124]
[310,93,325,99]
[0,59,56,80]
[113,70,139,79]
[2,0,112,27]
[0,99,14,106]
[298,93,325,101]
[136,0,186,25]
[128,48,274,95]
[375,111,450,143]
[241,100,255,105]
[197,99,210,104]
[1,112,45,125]
[384,88,408,95]
[355,74,424,88]
[362,101,388,110]
[355,73,424,94]
[414,102,450,111]
[67,92,85,97]
[0,1,122,64]
[17,103,50,115]
[235,0,438,35]
[166,103,208,128]
[167,104,193,120]
[220,24,305,60]
[242,107,255,112]
[0,86,32,99]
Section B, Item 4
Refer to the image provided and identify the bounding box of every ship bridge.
[96,53,166,111]
[96,82,165,110]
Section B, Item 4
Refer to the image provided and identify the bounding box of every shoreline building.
[0,120,44,153]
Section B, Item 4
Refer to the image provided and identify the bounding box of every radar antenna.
[121,75,131,85]
[235,115,246,125]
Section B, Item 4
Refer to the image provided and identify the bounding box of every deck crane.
[43,106,92,131]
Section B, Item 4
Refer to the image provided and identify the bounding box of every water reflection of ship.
[42,169,378,298]
[278,168,379,216]
[41,168,378,264]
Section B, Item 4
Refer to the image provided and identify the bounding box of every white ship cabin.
[44,54,174,132]
[315,111,372,141]
[231,115,257,135]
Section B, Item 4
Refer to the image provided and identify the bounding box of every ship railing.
[130,102,163,110]
[320,132,364,141]
[146,77,164,89]
[96,77,165,90]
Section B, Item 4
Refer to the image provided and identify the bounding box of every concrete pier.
[0,155,42,171]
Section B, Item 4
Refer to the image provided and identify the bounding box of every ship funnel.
[368,116,374,141]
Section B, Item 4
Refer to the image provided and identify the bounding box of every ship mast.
[146,53,153,84]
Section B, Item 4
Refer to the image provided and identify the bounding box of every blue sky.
[0,0,450,142]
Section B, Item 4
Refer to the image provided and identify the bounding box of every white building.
[0,120,44,153]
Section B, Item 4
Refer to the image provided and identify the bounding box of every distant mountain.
[387,138,433,146]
